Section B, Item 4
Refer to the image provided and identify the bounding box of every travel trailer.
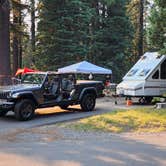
[116,52,166,103]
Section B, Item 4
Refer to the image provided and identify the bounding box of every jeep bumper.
[0,100,14,111]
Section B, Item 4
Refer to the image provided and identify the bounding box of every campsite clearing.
[0,97,166,166]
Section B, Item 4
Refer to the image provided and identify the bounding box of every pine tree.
[37,0,93,70]
[36,0,133,81]
[11,0,29,74]
[127,0,148,61]
[0,0,11,83]
[12,0,21,75]
[148,0,166,54]
[30,0,36,65]
[95,0,133,81]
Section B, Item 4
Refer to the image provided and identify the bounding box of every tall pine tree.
[36,0,133,81]
[0,0,11,84]
[94,0,133,81]
[37,0,93,70]
[148,0,166,54]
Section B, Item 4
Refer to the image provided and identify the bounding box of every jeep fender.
[79,87,97,101]
[12,91,39,106]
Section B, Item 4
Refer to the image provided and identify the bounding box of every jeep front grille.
[0,92,9,99]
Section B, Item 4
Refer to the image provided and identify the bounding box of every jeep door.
[43,74,60,103]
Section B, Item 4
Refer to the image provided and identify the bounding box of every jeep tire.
[80,93,96,112]
[60,104,69,109]
[14,99,35,121]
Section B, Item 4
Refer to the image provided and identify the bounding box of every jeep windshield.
[21,73,46,84]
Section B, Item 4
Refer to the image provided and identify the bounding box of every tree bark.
[13,35,19,75]
[31,0,36,64]
[12,0,20,75]
[138,0,144,56]
[0,0,11,84]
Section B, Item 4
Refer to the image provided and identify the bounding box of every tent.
[15,68,38,76]
[58,61,112,74]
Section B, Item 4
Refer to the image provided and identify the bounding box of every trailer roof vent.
[141,56,147,60]
[156,54,162,59]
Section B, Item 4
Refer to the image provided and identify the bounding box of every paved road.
[0,98,165,166]
[0,128,166,166]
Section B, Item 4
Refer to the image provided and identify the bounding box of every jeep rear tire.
[80,93,96,112]
[14,99,35,121]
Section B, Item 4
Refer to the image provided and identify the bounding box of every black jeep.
[0,72,104,121]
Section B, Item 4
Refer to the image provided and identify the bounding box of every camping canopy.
[58,61,112,74]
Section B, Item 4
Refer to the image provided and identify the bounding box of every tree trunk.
[31,0,36,64]
[18,1,22,69]
[12,1,20,75]
[13,36,19,75]
[138,0,144,56]
[0,0,11,84]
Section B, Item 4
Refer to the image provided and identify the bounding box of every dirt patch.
[0,126,63,143]
[121,132,166,147]
[0,123,166,148]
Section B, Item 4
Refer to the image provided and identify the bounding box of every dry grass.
[65,108,166,133]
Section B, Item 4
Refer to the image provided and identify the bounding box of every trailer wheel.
[14,99,35,121]
[145,97,153,104]
[138,97,145,104]
[139,97,153,104]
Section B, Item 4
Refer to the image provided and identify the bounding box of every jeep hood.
[0,84,41,92]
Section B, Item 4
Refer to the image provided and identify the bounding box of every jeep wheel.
[60,104,69,110]
[14,99,35,121]
[80,93,96,112]
[0,110,8,117]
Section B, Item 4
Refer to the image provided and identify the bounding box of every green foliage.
[37,0,93,70]
[36,0,133,82]
[147,0,166,54]
[93,0,133,81]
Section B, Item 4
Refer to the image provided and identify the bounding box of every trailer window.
[161,59,166,79]
[139,69,150,77]
[127,69,138,76]
[152,70,159,79]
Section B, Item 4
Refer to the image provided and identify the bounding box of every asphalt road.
[0,97,165,166]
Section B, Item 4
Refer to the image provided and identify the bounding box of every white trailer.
[116,52,166,103]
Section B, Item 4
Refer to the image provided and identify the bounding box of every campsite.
[0,0,166,166]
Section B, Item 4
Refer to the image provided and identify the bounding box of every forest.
[0,0,165,82]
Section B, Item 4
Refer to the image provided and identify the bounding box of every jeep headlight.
[11,93,20,98]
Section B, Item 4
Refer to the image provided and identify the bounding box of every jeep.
[0,72,104,121]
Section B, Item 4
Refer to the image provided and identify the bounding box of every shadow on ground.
[0,130,166,166]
